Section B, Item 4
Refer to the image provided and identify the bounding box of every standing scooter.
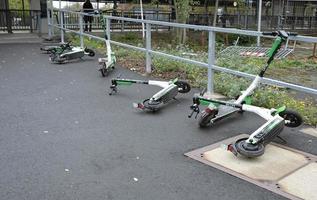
[188,31,302,158]
[98,34,116,76]
[49,42,95,64]
[109,78,191,111]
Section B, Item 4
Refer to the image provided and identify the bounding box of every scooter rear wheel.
[279,109,302,128]
[100,67,108,77]
[85,48,95,57]
[175,81,191,93]
[234,138,265,158]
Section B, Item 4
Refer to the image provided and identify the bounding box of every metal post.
[207,31,215,94]
[121,11,124,32]
[257,0,262,46]
[47,3,51,38]
[146,23,152,74]
[106,18,111,40]
[79,14,84,48]
[60,11,64,43]
[50,0,54,36]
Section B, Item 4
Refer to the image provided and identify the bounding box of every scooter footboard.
[254,117,285,145]
[65,51,85,60]
[157,85,178,103]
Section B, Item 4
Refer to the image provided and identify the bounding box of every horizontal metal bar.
[53,9,317,43]
[50,20,317,95]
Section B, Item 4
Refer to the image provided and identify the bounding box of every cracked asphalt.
[0,43,316,200]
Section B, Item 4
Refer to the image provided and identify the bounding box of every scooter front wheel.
[175,81,191,93]
[234,138,265,158]
[198,110,216,128]
[279,109,302,128]
[143,99,162,111]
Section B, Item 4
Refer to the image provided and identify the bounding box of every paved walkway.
[0,43,316,200]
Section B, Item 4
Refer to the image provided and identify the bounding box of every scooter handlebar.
[262,31,298,37]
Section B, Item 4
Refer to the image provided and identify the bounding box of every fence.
[48,8,317,96]
[49,9,317,33]
[0,9,41,33]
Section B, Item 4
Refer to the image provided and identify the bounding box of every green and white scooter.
[49,42,95,64]
[98,34,116,76]
[188,30,302,158]
[109,78,191,111]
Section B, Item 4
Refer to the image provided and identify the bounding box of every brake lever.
[109,85,117,95]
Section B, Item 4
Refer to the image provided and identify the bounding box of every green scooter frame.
[109,78,191,111]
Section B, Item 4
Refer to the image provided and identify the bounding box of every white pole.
[140,0,145,38]
[257,0,262,46]
[59,0,64,43]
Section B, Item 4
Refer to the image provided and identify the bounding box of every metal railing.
[0,9,41,33]
[48,8,317,96]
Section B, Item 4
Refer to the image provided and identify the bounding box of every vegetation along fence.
[48,8,317,96]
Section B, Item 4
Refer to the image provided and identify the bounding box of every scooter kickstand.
[276,135,287,144]
[173,97,180,103]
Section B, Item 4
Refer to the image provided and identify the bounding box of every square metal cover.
[185,134,317,200]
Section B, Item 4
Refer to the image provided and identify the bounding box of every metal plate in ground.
[185,134,317,200]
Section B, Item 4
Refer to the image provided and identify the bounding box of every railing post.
[79,13,84,48]
[47,5,51,37]
[207,31,215,94]
[60,10,64,43]
[121,11,124,32]
[106,18,111,40]
[146,23,152,74]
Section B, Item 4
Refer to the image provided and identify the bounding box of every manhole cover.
[185,134,317,200]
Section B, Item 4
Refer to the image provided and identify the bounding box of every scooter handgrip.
[288,32,298,36]
[262,32,274,36]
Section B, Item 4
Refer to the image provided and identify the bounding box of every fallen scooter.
[49,42,95,64]
[188,30,302,158]
[109,77,191,111]
[98,34,116,76]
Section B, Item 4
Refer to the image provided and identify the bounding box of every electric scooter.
[98,34,116,76]
[49,42,95,64]
[188,30,302,158]
[109,78,191,111]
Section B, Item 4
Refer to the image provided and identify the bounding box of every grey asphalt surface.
[0,43,316,200]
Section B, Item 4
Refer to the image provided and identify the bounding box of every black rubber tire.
[143,99,162,111]
[100,69,105,77]
[279,109,302,128]
[175,81,191,93]
[85,48,95,57]
[198,110,216,128]
[235,138,265,158]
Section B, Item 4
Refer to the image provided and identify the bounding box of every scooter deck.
[211,105,240,123]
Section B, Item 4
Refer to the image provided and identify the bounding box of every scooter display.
[188,30,302,158]
[49,42,95,64]
[98,34,116,76]
[109,77,191,111]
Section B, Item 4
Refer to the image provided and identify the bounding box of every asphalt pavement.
[0,43,316,200]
